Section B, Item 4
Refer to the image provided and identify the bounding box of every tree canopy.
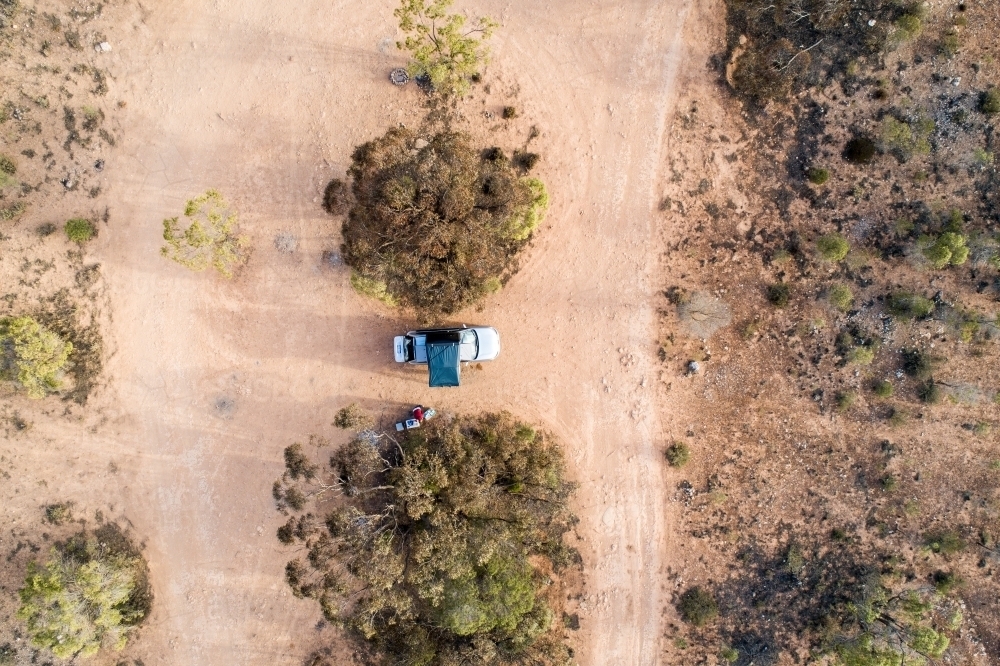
[161,189,248,278]
[342,127,547,317]
[17,525,151,659]
[0,315,73,398]
[274,412,577,665]
[395,0,497,97]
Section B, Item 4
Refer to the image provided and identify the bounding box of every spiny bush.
[835,390,857,412]
[17,525,151,659]
[275,412,577,664]
[678,587,718,627]
[0,316,73,398]
[333,403,373,430]
[665,442,690,467]
[342,128,548,316]
[64,218,96,243]
[829,284,853,312]
[901,348,934,379]
[847,346,874,365]
[925,530,965,555]
[161,189,248,278]
[873,380,893,398]
[395,0,497,97]
[0,153,16,187]
[918,380,943,404]
[892,9,923,41]
[881,115,933,161]
[44,502,73,525]
[321,178,348,215]
[817,233,850,262]
[886,291,934,320]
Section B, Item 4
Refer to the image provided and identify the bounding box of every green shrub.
[901,348,934,379]
[395,0,497,97]
[882,115,933,160]
[502,105,518,119]
[768,283,791,308]
[843,137,876,164]
[886,291,934,319]
[0,154,16,187]
[17,526,150,659]
[980,87,1000,114]
[161,189,248,278]
[933,570,961,594]
[349,272,397,307]
[0,316,73,398]
[881,474,897,492]
[835,391,856,412]
[807,167,829,185]
[873,380,893,398]
[678,587,718,627]
[924,530,965,555]
[817,233,850,262]
[720,646,739,663]
[829,284,853,312]
[920,232,968,268]
[893,12,923,41]
[939,30,960,57]
[665,442,690,467]
[44,503,73,525]
[321,178,347,215]
[847,346,874,365]
[333,403,373,430]
[918,380,942,404]
[64,218,96,243]
[342,128,547,316]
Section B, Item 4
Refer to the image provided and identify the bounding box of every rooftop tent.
[426,331,461,387]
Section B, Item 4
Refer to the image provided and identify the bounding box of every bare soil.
[2,1,696,664]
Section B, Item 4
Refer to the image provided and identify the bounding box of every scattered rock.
[414,138,429,150]
[94,159,105,172]
[95,42,112,53]
[687,361,700,375]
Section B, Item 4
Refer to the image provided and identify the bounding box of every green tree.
[342,128,547,316]
[161,189,248,278]
[17,527,150,659]
[274,412,576,664]
[395,0,497,97]
[0,316,73,398]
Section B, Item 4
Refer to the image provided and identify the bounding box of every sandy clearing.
[88,1,692,664]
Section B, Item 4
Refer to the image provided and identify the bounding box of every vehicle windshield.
[461,328,479,358]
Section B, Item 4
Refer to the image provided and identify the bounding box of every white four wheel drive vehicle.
[394,326,501,387]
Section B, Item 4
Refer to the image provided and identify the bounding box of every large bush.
[274,412,576,664]
[342,128,548,316]
[17,525,151,659]
[0,316,73,398]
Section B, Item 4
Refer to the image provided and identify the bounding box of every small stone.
[95,42,112,52]
[867,19,876,27]
[414,138,429,150]
[688,361,700,374]
[952,77,961,86]
[94,159,105,171]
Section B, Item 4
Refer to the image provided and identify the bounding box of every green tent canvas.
[426,332,461,387]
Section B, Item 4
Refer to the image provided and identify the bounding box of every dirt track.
[88,1,692,663]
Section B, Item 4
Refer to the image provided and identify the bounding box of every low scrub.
[64,218,96,243]
[817,234,850,262]
[161,189,248,278]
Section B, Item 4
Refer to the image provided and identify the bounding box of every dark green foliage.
[886,291,934,320]
[843,137,876,164]
[835,390,856,412]
[665,442,690,467]
[341,128,548,316]
[678,587,718,627]
[514,151,540,172]
[939,29,960,57]
[807,167,829,185]
[276,412,576,665]
[277,518,295,544]
[502,106,518,119]
[768,283,791,308]
[932,570,961,594]
[284,443,319,481]
[873,380,893,398]
[980,87,1000,115]
[322,179,347,215]
[900,348,934,379]
[917,380,942,404]
[64,218,96,243]
[924,530,965,555]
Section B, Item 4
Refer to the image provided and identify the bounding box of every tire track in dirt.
[95,1,691,664]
